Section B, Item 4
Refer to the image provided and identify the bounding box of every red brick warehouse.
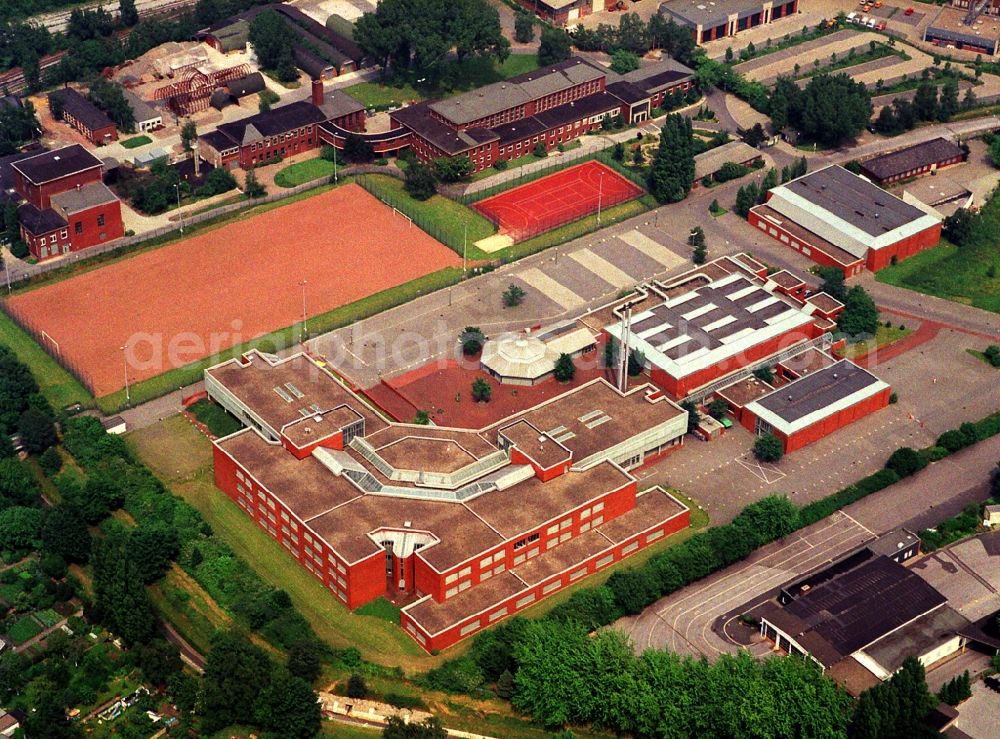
[748,165,942,277]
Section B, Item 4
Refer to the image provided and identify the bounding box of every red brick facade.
[864,223,943,272]
[22,199,124,261]
[15,167,102,210]
[238,124,319,169]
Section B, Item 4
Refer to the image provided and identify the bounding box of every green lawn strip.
[876,228,1000,314]
[120,135,152,149]
[966,348,1000,367]
[0,310,92,410]
[148,568,234,657]
[515,488,707,622]
[354,597,401,624]
[95,266,462,413]
[839,324,914,359]
[503,195,656,262]
[358,174,495,259]
[8,615,43,644]
[275,158,336,188]
[187,398,243,437]
[794,45,900,80]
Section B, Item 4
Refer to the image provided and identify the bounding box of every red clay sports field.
[472,161,644,241]
[7,185,460,397]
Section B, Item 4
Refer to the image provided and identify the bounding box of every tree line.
[0,343,337,736]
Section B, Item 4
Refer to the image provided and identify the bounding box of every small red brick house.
[48,88,118,145]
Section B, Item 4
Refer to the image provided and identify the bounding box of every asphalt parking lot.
[954,678,1000,738]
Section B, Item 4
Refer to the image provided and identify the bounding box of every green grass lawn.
[120,135,152,149]
[840,324,914,359]
[0,309,92,410]
[354,596,401,624]
[274,158,337,188]
[7,615,42,644]
[187,398,243,437]
[876,235,1000,314]
[346,54,540,109]
[359,174,496,259]
[966,348,1000,367]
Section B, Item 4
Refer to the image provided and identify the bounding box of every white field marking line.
[839,509,876,537]
[691,528,874,655]
[655,514,860,620]
[735,455,786,484]
[661,517,873,630]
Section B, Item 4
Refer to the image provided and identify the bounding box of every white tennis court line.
[618,229,686,270]
[568,248,634,289]
[517,268,585,311]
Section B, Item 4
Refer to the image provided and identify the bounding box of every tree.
[648,113,695,203]
[538,27,572,66]
[794,74,872,146]
[18,406,56,454]
[344,133,375,163]
[127,521,179,583]
[0,458,39,507]
[119,0,139,27]
[753,434,784,463]
[244,168,266,198]
[818,266,847,302]
[502,283,526,307]
[39,446,62,476]
[91,534,158,646]
[135,639,182,686]
[627,348,644,376]
[460,326,486,356]
[885,447,925,478]
[553,353,575,382]
[201,631,273,733]
[287,639,323,683]
[249,10,295,74]
[414,410,431,425]
[347,673,368,698]
[39,505,90,563]
[734,182,759,217]
[938,78,959,122]
[742,122,766,147]
[0,506,44,550]
[179,119,197,152]
[753,365,774,384]
[768,76,800,133]
[433,156,473,182]
[838,285,878,337]
[943,207,975,246]
[86,78,135,130]
[851,656,936,738]
[405,162,437,200]
[514,12,534,43]
[532,141,547,158]
[707,399,729,420]
[913,80,939,122]
[384,715,447,738]
[610,50,640,75]
[256,670,322,738]
[471,378,491,403]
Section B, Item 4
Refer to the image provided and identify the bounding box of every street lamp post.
[299,280,308,344]
[121,345,131,406]
[175,184,184,234]
[463,223,467,277]
[597,171,604,224]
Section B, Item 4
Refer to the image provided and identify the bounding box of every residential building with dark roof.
[11,145,123,261]
[48,87,118,145]
[198,100,327,169]
[748,165,943,276]
[659,0,800,44]
[857,137,966,185]
[205,350,691,652]
[388,56,694,173]
[123,90,163,133]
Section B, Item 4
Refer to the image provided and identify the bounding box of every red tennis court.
[472,161,644,242]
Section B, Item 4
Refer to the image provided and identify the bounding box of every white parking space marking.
[517,268,584,311]
[618,229,686,270]
[568,248,635,289]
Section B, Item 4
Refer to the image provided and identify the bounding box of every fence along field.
[4,185,460,397]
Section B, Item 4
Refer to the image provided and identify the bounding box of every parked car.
[904,6,915,15]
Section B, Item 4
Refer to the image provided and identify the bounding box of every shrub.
[492,158,508,170]
[346,673,367,698]
[38,447,63,477]
[753,434,784,463]
[885,447,926,478]
[553,353,575,382]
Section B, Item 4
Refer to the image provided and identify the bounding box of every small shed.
[133,147,168,168]
[102,416,127,435]
[985,504,1000,527]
